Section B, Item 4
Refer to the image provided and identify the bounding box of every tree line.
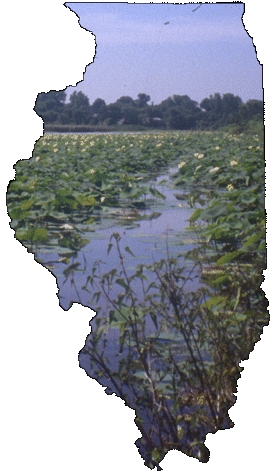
[34,90,263,131]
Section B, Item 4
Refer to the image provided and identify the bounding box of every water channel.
[36,168,198,311]
[32,148,227,466]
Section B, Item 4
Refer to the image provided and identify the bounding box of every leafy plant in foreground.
[80,233,263,469]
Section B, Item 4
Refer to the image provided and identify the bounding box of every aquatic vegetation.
[79,131,267,468]
[6,130,268,469]
[7,132,185,252]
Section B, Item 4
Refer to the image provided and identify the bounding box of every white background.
[1,1,269,473]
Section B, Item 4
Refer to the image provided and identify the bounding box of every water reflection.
[37,173,197,310]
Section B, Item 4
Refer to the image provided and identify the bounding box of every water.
[34,167,221,465]
[36,171,198,311]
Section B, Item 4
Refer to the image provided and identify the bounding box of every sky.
[65,2,262,106]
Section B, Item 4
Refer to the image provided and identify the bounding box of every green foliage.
[7,132,175,252]
[7,129,267,468]
[81,230,267,468]
[16,226,48,243]
[78,130,266,467]
[34,88,263,131]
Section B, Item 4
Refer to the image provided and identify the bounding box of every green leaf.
[189,208,203,223]
[116,278,129,290]
[107,243,113,255]
[200,204,228,221]
[77,194,97,207]
[20,198,36,211]
[202,295,227,310]
[149,187,166,199]
[125,246,135,257]
[63,262,81,277]
[242,233,261,248]
[16,227,48,243]
[150,313,158,330]
[215,250,241,266]
[234,312,248,322]
[109,308,129,328]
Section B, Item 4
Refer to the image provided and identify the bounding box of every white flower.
[197,153,204,159]
[178,161,186,169]
[195,165,202,172]
[230,160,238,166]
[215,146,220,150]
[209,167,220,173]
[60,224,74,230]
[35,156,41,162]
[227,184,234,191]
[89,168,96,174]
[100,196,106,203]
[53,148,58,153]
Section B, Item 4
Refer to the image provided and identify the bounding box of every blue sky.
[65,2,263,105]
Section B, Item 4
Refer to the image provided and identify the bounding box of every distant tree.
[200,93,228,128]
[200,93,223,114]
[240,99,264,122]
[164,107,196,130]
[158,95,199,129]
[115,96,139,124]
[121,105,139,125]
[104,103,122,125]
[34,90,66,123]
[91,98,107,124]
[34,89,263,130]
[69,91,90,108]
[136,93,151,108]
[116,96,135,106]
[222,93,242,116]
[91,98,106,114]
[64,91,91,124]
[138,103,158,127]
[158,97,175,110]
[59,104,73,124]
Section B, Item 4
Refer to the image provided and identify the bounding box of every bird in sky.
[192,3,202,13]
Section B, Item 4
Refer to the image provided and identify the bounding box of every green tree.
[199,93,243,128]
[34,90,66,124]
[136,93,151,108]
[160,95,199,129]
[63,91,91,124]
[116,96,136,106]
[115,96,139,125]
[90,98,107,124]
[240,99,264,122]
[104,103,122,125]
